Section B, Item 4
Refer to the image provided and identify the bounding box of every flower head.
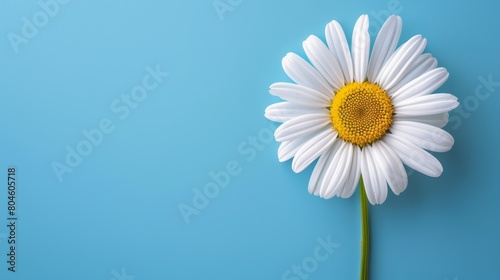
[265,15,459,204]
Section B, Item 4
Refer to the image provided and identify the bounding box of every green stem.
[360,177,370,280]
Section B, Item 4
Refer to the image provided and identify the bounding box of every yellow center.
[330,82,393,147]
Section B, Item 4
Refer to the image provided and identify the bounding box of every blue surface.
[0,0,499,279]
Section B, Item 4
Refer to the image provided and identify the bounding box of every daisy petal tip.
[327,19,338,25]
[441,71,450,83]
[291,164,302,174]
[304,34,317,43]
[427,163,444,178]
[339,193,350,199]
[367,196,378,205]
[430,171,442,178]
[264,111,282,123]
[373,195,388,205]
[307,183,316,195]
[386,14,402,26]
[391,182,406,196]
[320,192,334,199]
[433,67,449,76]
[292,156,312,173]
[358,14,368,21]
[325,19,341,33]
[423,37,428,45]
[269,82,281,89]
[264,112,271,121]
[281,53,295,64]
[278,152,289,162]
[343,186,358,199]
[275,136,285,143]
[274,130,284,142]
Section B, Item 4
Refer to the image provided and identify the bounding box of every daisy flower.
[265,15,459,205]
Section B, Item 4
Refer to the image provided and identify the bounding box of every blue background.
[0,0,498,279]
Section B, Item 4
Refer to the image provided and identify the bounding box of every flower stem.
[360,177,370,280]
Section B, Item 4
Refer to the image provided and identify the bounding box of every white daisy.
[265,15,459,205]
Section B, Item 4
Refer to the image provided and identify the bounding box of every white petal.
[338,145,361,198]
[292,129,337,173]
[376,35,427,90]
[362,145,388,205]
[389,53,438,93]
[274,114,331,142]
[395,93,459,116]
[391,68,449,103]
[325,20,354,83]
[265,102,328,123]
[359,151,375,204]
[319,141,353,199]
[308,140,342,196]
[351,14,370,82]
[303,35,345,90]
[282,53,333,96]
[372,141,408,195]
[367,15,402,81]
[394,113,449,128]
[269,82,331,107]
[384,133,443,177]
[390,121,454,152]
[278,134,314,162]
